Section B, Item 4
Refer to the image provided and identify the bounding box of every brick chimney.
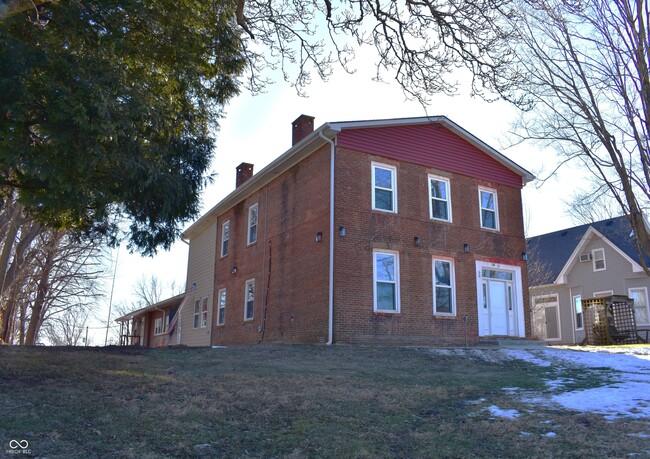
[292,115,315,146]
[236,162,254,188]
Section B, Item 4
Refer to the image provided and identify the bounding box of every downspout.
[319,131,335,345]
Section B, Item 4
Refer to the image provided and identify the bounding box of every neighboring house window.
[201,297,208,328]
[592,248,606,271]
[221,220,230,257]
[630,287,649,325]
[154,316,164,335]
[429,175,451,222]
[373,250,400,313]
[193,299,200,328]
[574,295,583,330]
[245,279,255,320]
[217,288,226,326]
[433,258,455,315]
[372,163,397,213]
[479,187,498,230]
[248,204,258,245]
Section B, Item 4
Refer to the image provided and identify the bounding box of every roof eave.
[114,292,186,322]
[183,124,340,240]
[330,116,535,185]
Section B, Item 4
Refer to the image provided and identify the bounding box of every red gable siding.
[336,123,523,188]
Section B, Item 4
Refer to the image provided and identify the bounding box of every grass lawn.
[0,344,648,458]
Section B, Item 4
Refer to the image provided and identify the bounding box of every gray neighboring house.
[527,216,650,344]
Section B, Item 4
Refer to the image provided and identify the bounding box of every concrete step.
[478,337,547,349]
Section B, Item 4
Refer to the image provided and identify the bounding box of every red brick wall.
[211,146,331,345]
[204,134,530,346]
[333,147,529,345]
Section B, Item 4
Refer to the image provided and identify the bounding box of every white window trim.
[428,175,452,222]
[592,248,606,272]
[221,220,230,258]
[629,287,650,325]
[373,250,401,313]
[478,187,499,231]
[154,315,164,335]
[593,290,614,297]
[244,279,255,321]
[217,288,226,326]
[247,203,259,246]
[193,299,200,329]
[432,257,456,316]
[371,162,397,213]
[200,297,208,328]
[573,295,584,331]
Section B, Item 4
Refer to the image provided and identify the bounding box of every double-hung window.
[479,187,498,230]
[433,258,455,315]
[221,220,230,257]
[373,250,400,312]
[248,204,258,245]
[372,163,397,213]
[193,299,200,328]
[429,175,451,221]
[574,295,583,330]
[217,288,226,326]
[592,248,606,271]
[630,287,649,325]
[245,279,255,320]
[154,315,164,335]
[200,297,208,328]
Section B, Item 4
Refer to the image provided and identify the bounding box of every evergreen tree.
[0,0,245,255]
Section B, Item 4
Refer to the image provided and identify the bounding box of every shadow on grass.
[0,345,648,458]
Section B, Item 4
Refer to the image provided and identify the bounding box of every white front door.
[477,262,524,337]
[486,279,509,335]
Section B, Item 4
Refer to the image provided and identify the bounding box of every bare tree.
[41,305,92,346]
[564,183,622,226]
[235,0,522,102]
[132,275,182,308]
[0,198,105,344]
[507,0,650,273]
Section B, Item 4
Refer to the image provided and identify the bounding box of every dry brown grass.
[0,344,648,458]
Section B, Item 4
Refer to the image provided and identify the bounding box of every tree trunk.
[0,203,23,297]
[0,0,50,21]
[23,237,56,345]
[0,282,20,343]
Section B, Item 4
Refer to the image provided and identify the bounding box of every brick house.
[118,115,534,346]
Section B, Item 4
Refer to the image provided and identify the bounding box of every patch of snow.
[627,433,650,439]
[488,405,521,419]
[501,349,553,367]
[505,346,650,420]
[544,432,557,438]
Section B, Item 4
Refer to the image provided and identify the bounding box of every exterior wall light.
[414,236,421,247]
[231,266,238,275]
[522,252,528,262]
[463,243,470,253]
[339,226,346,237]
[315,231,323,242]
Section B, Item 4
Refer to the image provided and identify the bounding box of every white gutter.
[319,131,336,345]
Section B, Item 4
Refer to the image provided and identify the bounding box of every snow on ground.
[502,346,650,420]
[429,345,650,420]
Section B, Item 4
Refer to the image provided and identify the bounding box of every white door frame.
[476,260,525,337]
